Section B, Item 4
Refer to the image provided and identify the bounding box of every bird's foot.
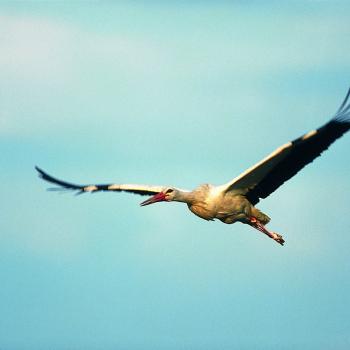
[271,232,285,246]
[249,217,285,246]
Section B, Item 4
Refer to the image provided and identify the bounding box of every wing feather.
[223,88,350,205]
[35,166,166,196]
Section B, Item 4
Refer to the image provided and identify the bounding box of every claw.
[272,232,285,246]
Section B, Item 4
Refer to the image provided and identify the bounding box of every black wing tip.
[35,165,52,181]
[35,165,84,193]
[334,87,350,122]
[35,165,44,176]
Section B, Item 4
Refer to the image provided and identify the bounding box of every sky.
[1,1,350,349]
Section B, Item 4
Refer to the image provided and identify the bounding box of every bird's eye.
[165,188,174,194]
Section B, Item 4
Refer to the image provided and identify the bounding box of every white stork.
[36,89,350,245]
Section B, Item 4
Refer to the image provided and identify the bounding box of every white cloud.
[0,15,74,82]
[0,14,166,83]
[0,9,349,138]
[1,10,349,86]
[0,14,169,136]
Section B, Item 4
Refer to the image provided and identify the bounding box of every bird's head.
[140,188,176,206]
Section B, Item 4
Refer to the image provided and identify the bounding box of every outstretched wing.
[223,88,350,205]
[35,166,166,196]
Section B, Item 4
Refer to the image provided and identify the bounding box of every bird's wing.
[35,166,167,196]
[223,88,350,205]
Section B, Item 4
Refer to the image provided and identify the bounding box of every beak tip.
[140,192,166,207]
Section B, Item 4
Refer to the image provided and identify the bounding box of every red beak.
[140,192,167,206]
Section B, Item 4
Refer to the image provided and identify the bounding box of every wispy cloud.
[0,15,74,82]
[0,14,168,136]
[0,14,165,83]
[0,8,349,138]
[1,10,349,82]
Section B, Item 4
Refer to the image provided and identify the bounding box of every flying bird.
[36,89,350,246]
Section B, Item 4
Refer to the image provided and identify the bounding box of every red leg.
[249,217,285,246]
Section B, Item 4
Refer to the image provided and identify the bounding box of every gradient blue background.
[1,1,350,349]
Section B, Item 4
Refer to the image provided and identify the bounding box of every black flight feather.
[246,88,350,205]
[35,166,160,196]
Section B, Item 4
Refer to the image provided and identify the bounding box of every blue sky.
[1,1,350,349]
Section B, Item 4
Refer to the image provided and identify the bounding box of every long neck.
[174,190,196,204]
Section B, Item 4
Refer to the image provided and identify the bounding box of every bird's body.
[182,184,266,225]
[36,89,350,246]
